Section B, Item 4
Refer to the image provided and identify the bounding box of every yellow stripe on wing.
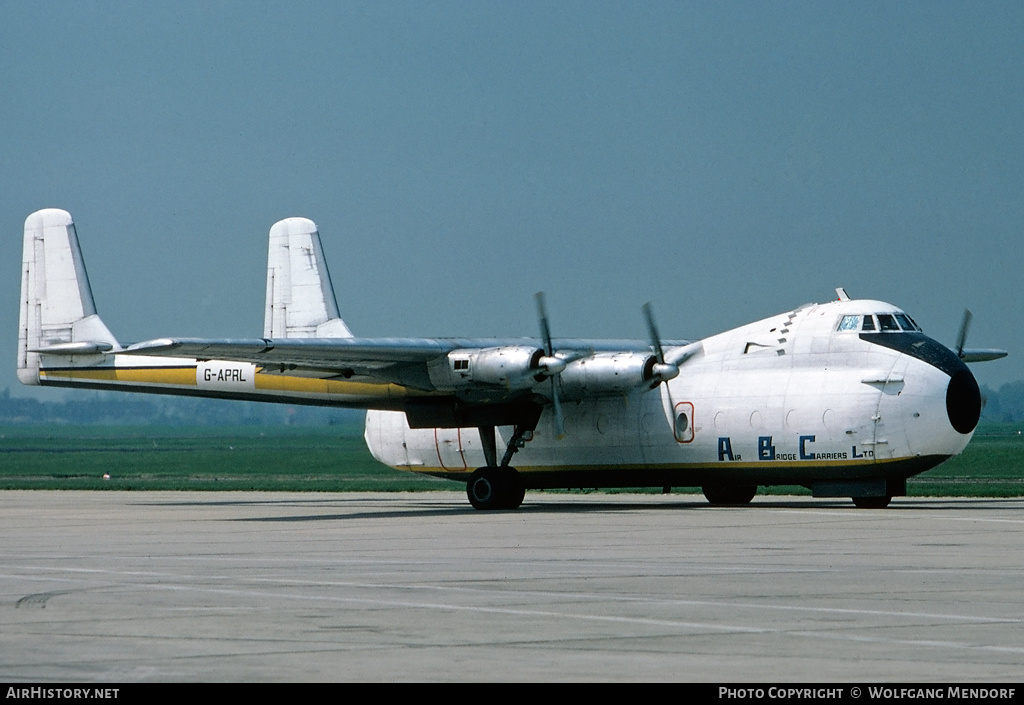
[40,367,198,385]
[39,365,440,402]
[253,374,414,398]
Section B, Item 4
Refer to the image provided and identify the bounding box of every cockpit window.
[877,314,900,332]
[837,315,859,331]
[895,313,920,332]
[860,311,923,334]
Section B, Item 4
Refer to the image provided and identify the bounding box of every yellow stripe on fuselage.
[401,456,906,476]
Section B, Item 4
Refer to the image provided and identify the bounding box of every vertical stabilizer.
[264,217,353,338]
[18,209,119,385]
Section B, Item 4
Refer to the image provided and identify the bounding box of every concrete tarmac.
[1,490,1022,682]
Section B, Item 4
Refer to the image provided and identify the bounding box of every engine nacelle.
[558,352,664,399]
[427,346,545,392]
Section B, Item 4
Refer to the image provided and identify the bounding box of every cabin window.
[837,315,859,331]
[862,315,876,331]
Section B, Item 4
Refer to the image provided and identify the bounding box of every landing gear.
[468,422,534,510]
[702,485,757,505]
[852,495,892,509]
[467,466,525,510]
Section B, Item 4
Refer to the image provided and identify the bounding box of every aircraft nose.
[861,330,982,436]
[946,367,981,434]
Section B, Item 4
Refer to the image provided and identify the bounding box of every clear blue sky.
[3,1,1022,396]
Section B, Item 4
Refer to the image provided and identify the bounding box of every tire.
[852,495,891,509]
[503,468,525,509]
[702,485,757,505]
[467,468,501,510]
[467,467,525,510]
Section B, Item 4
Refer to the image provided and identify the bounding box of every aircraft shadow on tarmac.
[125,495,1024,524]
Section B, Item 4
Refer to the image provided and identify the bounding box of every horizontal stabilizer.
[29,341,115,355]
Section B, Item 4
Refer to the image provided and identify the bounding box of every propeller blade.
[642,302,679,431]
[535,291,565,438]
[535,291,553,357]
[550,377,566,439]
[956,309,973,359]
[642,302,665,364]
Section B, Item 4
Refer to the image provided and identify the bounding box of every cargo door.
[434,428,468,471]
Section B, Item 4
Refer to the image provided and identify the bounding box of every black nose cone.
[946,368,981,434]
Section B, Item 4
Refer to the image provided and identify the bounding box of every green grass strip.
[0,423,1021,496]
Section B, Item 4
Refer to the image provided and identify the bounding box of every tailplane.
[264,217,353,338]
[18,209,119,385]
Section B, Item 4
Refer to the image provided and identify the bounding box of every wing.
[125,335,689,389]
[125,334,698,429]
[125,335,696,427]
[129,336,469,389]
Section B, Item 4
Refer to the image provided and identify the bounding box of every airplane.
[18,208,1007,510]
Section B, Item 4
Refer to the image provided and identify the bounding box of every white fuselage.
[364,299,975,489]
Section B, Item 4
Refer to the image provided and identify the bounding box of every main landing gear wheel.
[467,467,525,510]
[852,496,892,509]
[702,485,757,505]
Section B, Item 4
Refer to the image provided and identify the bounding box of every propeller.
[535,292,566,438]
[642,302,681,431]
[955,309,973,360]
[642,303,680,385]
[953,307,990,412]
